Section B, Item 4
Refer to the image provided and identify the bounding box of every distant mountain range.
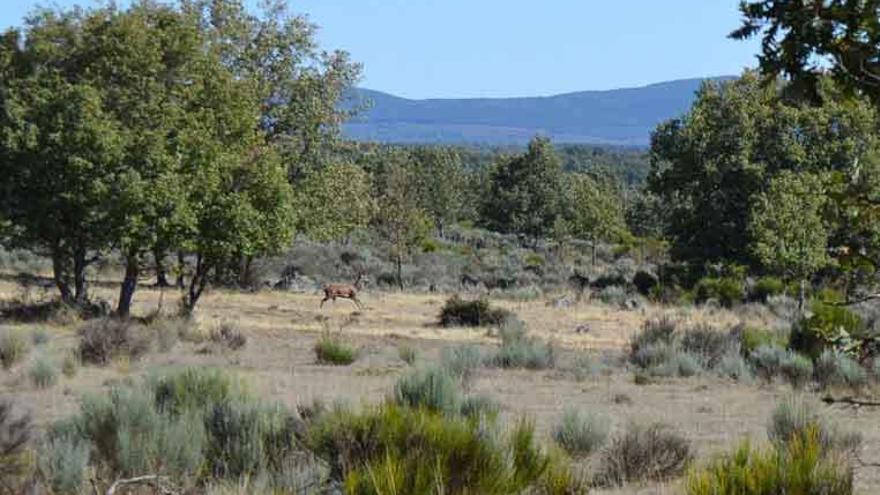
[343,77,734,146]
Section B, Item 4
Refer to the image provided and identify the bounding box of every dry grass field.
[2,277,879,494]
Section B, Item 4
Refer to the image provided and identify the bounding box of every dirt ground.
[2,279,879,494]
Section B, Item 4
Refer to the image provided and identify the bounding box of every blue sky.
[1,1,760,99]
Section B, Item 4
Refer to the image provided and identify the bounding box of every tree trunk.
[396,254,404,291]
[154,247,170,288]
[51,248,73,305]
[180,254,209,316]
[238,254,253,288]
[591,239,597,267]
[176,251,186,290]
[73,246,88,305]
[117,253,139,317]
[798,278,807,313]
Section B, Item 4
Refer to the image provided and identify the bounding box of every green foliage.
[30,328,50,346]
[553,407,610,457]
[480,137,567,239]
[0,329,28,369]
[563,172,627,255]
[737,326,787,356]
[314,334,358,365]
[693,277,744,308]
[686,432,853,495]
[394,366,462,414]
[488,322,556,370]
[397,345,418,365]
[61,350,80,378]
[750,276,786,302]
[29,354,58,389]
[594,422,692,487]
[459,394,501,421]
[680,325,736,368]
[438,296,511,327]
[307,403,586,494]
[295,163,374,241]
[716,350,753,382]
[0,400,32,493]
[791,302,864,359]
[629,317,677,360]
[411,147,468,233]
[151,368,243,416]
[750,171,830,285]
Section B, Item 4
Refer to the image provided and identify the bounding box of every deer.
[320,272,366,309]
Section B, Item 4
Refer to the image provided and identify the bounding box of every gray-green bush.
[814,350,868,391]
[394,366,462,414]
[38,431,90,494]
[553,407,610,457]
[594,422,692,487]
[768,395,862,454]
[441,344,482,384]
[29,354,58,389]
[0,329,29,369]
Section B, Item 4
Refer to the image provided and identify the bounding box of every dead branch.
[821,395,880,407]
[105,475,177,495]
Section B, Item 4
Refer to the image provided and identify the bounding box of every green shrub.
[0,329,29,369]
[210,321,247,350]
[38,430,90,495]
[441,344,482,384]
[780,353,814,390]
[498,317,528,343]
[397,344,418,365]
[78,318,152,365]
[694,277,744,308]
[314,334,358,365]
[685,432,853,495]
[749,276,786,303]
[149,316,185,352]
[594,422,692,487]
[595,285,629,307]
[439,296,512,327]
[29,354,58,389]
[394,366,462,414]
[152,367,243,415]
[651,349,703,377]
[553,407,610,457]
[307,403,586,494]
[736,325,787,356]
[791,302,863,359]
[768,396,862,455]
[815,350,868,391]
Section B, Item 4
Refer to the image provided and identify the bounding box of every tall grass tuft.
[441,344,482,384]
[393,366,461,414]
[552,407,610,457]
[29,354,58,388]
[314,333,358,365]
[768,395,861,455]
[594,422,692,487]
[0,329,29,369]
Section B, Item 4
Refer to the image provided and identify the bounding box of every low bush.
[210,321,247,351]
[735,325,787,356]
[768,396,861,455]
[307,403,586,494]
[749,276,786,303]
[440,344,482,384]
[459,394,501,421]
[715,350,752,381]
[553,407,610,457]
[0,329,29,369]
[629,317,677,360]
[38,430,90,495]
[594,422,692,487]
[152,367,243,415]
[750,345,813,388]
[61,350,79,378]
[790,302,863,359]
[694,277,744,308]
[489,337,556,370]
[814,350,868,391]
[78,318,152,365]
[680,325,735,368]
[397,344,418,365]
[394,366,462,414]
[314,334,358,365]
[438,296,512,327]
[685,432,853,495]
[595,285,629,307]
[29,354,58,389]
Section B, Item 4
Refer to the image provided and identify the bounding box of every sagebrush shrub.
[594,422,692,487]
[680,325,734,368]
[78,318,152,365]
[314,334,358,365]
[595,285,629,307]
[38,430,90,494]
[0,400,32,492]
[62,350,79,378]
[791,302,863,359]
[715,350,752,381]
[814,350,868,391]
[441,344,482,384]
[694,277,744,307]
[629,317,677,361]
[210,321,247,350]
[30,328,51,346]
[439,296,512,327]
[749,276,786,303]
[750,345,813,388]
[29,354,58,388]
[768,396,862,455]
[152,367,243,415]
[459,394,501,420]
[397,345,418,365]
[394,366,461,414]
[489,337,556,369]
[553,407,610,457]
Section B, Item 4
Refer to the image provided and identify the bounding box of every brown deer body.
[320,272,365,309]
